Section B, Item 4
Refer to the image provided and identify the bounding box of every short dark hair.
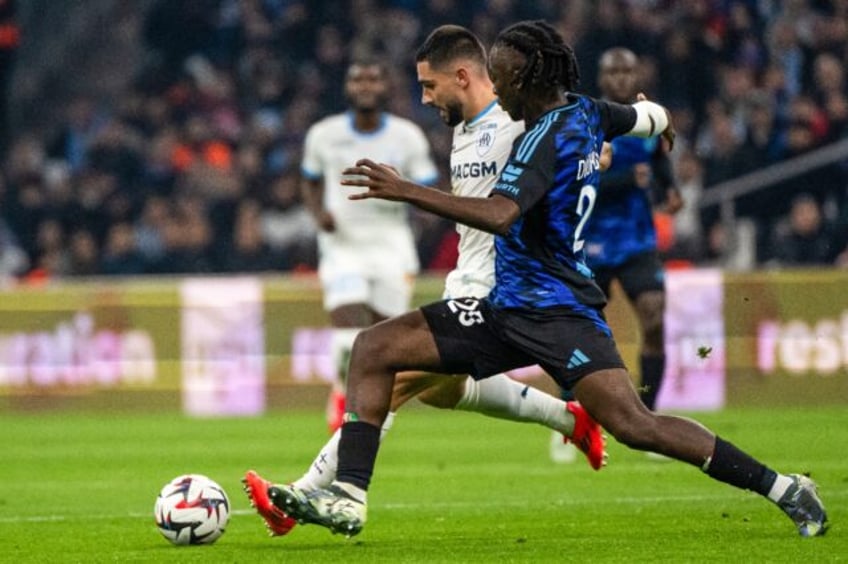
[493,20,580,92]
[415,25,487,70]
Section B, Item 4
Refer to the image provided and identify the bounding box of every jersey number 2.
[573,184,597,253]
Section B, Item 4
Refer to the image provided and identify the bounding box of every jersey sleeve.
[490,131,555,212]
[402,125,439,186]
[596,99,638,139]
[300,125,323,180]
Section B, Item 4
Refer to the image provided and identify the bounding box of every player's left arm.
[599,95,675,150]
[650,145,683,214]
[342,158,519,235]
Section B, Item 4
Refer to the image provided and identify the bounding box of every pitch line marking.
[5,490,847,524]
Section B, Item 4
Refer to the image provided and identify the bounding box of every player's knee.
[417,378,465,409]
[349,327,395,372]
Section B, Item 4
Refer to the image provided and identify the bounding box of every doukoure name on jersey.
[576,151,601,180]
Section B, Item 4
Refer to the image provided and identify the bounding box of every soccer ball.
[154,474,230,545]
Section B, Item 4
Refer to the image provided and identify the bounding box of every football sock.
[767,474,795,503]
[703,436,778,496]
[639,354,665,411]
[293,431,340,491]
[455,374,575,436]
[294,411,396,491]
[337,421,381,491]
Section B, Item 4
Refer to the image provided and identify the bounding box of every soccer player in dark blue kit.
[582,47,682,414]
[269,20,828,539]
[552,47,680,463]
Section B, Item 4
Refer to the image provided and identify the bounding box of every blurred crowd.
[1,0,848,282]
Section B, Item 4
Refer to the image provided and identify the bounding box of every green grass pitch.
[0,404,845,563]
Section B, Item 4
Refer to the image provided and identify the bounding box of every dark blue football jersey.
[583,135,660,268]
[489,94,636,321]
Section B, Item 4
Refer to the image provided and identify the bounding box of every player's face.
[598,52,638,103]
[487,45,524,121]
[416,60,464,126]
[345,64,387,112]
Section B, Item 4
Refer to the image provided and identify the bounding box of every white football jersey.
[302,112,437,235]
[444,101,524,298]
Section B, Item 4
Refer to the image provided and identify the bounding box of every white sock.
[454,374,575,436]
[767,474,794,503]
[293,411,396,491]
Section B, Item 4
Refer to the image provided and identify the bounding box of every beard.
[440,101,463,127]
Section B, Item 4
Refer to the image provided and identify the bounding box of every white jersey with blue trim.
[302,111,437,276]
[302,111,438,232]
[444,101,524,299]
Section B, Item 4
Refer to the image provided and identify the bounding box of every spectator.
[0,0,19,156]
[766,193,836,266]
[221,199,288,273]
[101,222,147,275]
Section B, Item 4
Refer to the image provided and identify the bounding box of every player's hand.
[636,92,675,152]
[342,159,410,201]
[599,142,613,171]
[315,209,336,232]
[663,188,684,215]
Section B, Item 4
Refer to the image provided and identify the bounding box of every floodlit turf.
[0,404,844,563]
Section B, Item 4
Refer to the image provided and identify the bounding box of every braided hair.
[493,20,580,93]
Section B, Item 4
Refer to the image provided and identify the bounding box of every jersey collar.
[347,111,387,136]
[464,99,499,129]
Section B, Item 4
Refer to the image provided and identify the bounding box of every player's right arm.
[301,175,335,232]
[300,124,335,232]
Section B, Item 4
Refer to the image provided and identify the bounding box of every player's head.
[415,25,489,126]
[489,20,580,121]
[598,47,639,103]
[345,58,389,113]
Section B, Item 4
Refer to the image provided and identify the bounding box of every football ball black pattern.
[154,474,230,545]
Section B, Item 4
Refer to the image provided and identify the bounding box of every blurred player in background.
[244,25,607,537]
[299,59,439,433]
[269,20,827,540]
[552,47,683,463]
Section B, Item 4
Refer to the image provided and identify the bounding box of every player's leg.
[573,368,827,536]
[269,307,449,536]
[270,297,528,536]
[549,267,615,464]
[326,303,379,433]
[398,370,605,469]
[618,251,667,411]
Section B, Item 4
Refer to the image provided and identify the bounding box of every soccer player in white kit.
[244,26,606,537]
[300,59,439,433]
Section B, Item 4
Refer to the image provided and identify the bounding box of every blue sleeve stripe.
[413,174,439,186]
[515,112,557,163]
[301,166,322,180]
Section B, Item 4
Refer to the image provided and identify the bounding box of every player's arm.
[599,96,675,150]
[650,147,683,214]
[342,159,519,236]
[300,175,335,232]
[300,125,335,232]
